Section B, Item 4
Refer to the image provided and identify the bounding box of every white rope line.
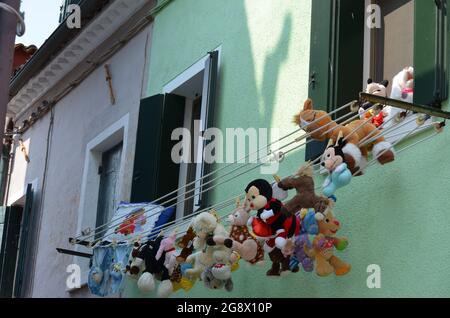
[359,115,420,148]
[75,102,356,240]
[94,124,446,247]
[379,123,435,140]
[89,193,241,247]
[352,122,424,176]
[84,131,313,242]
[356,111,401,146]
[395,130,442,156]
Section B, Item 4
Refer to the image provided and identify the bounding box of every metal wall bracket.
[359,93,450,120]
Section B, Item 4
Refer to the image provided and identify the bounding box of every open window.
[306,0,448,161]
[131,50,219,220]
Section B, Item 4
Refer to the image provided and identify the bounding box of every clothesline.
[74,101,359,242]
[73,95,448,247]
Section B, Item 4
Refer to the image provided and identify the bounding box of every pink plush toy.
[156,232,177,278]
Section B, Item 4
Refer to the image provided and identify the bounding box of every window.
[75,115,128,284]
[95,142,123,239]
[306,0,448,161]
[131,50,220,220]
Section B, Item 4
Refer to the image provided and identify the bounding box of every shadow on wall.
[260,13,293,126]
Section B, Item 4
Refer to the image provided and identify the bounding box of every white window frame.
[162,46,221,220]
[71,113,129,289]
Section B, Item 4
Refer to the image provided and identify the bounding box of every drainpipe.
[0,0,21,157]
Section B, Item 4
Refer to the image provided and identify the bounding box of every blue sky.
[17,0,62,47]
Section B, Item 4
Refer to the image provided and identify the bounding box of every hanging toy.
[109,244,131,295]
[183,212,229,280]
[129,236,173,297]
[170,227,197,292]
[227,198,264,265]
[359,79,389,128]
[201,246,240,292]
[292,209,319,273]
[88,246,110,297]
[244,179,300,276]
[278,163,332,216]
[191,211,228,251]
[320,132,352,197]
[303,208,351,277]
[201,266,233,292]
[176,226,196,263]
[293,99,396,175]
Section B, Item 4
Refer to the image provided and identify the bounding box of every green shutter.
[131,94,164,203]
[0,206,22,298]
[196,51,219,210]
[130,94,185,205]
[306,0,365,161]
[14,184,33,297]
[308,0,334,111]
[414,0,448,106]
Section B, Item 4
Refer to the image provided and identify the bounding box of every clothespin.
[273,175,281,183]
[111,238,118,247]
[350,100,360,113]
[209,209,219,221]
[157,229,165,238]
[433,121,446,133]
[416,114,430,126]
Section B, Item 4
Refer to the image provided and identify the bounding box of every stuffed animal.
[228,198,264,264]
[320,133,352,197]
[206,235,258,262]
[191,212,228,251]
[130,237,173,297]
[303,209,351,277]
[245,178,301,275]
[201,267,233,292]
[293,99,396,175]
[383,67,414,129]
[184,212,229,280]
[176,226,196,262]
[156,232,177,274]
[277,164,331,216]
[245,179,301,276]
[359,79,389,128]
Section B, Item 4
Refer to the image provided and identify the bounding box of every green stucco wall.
[125,0,450,298]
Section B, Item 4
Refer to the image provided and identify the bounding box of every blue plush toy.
[321,133,352,197]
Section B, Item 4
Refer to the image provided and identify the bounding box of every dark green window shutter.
[14,184,33,297]
[196,51,219,210]
[306,0,365,161]
[0,206,21,298]
[131,94,185,205]
[414,0,448,106]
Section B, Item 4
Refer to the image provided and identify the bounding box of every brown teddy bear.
[303,208,351,277]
